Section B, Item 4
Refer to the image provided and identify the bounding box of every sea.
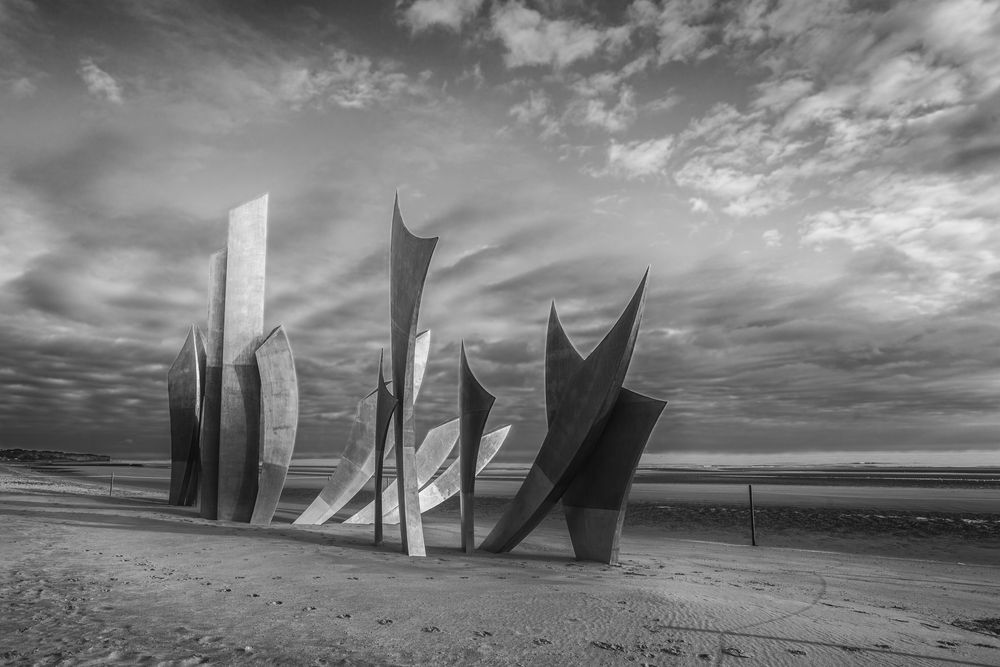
[20,448,1000,515]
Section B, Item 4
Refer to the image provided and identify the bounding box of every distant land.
[0,449,111,463]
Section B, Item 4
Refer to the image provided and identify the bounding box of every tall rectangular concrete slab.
[199,249,227,519]
[218,194,268,522]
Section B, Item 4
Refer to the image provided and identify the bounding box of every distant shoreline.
[0,449,110,463]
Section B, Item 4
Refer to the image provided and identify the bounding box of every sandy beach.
[2,463,999,666]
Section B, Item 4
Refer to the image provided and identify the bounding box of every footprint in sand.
[336,613,352,619]
[422,626,441,633]
[474,630,493,637]
[377,618,393,625]
[591,641,624,652]
[723,647,752,658]
[532,638,552,646]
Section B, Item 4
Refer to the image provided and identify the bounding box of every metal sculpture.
[343,418,460,525]
[545,305,666,564]
[389,195,437,556]
[562,389,665,563]
[458,342,495,553]
[292,332,430,526]
[218,194,268,522]
[371,351,396,545]
[168,325,206,506]
[383,425,510,524]
[199,250,227,519]
[480,271,649,554]
[250,325,299,525]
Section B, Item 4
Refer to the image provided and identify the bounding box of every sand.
[2,464,999,666]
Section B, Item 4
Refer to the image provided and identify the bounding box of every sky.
[1,0,999,463]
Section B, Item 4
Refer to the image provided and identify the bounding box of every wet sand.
[2,464,1000,665]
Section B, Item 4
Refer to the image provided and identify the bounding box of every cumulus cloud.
[564,84,636,133]
[628,0,717,64]
[398,0,484,33]
[605,136,674,179]
[490,1,621,69]
[762,228,782,247]
[78,58,123,104]
[689,197,709,213]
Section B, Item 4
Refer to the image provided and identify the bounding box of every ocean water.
[23,454,1000,515]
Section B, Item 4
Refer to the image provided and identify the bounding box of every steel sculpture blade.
[199,249,227,519]
[412,330,430,404]
[562,389,665,563]
[546,302,667,563]
[292,331,428,526]
[344,418,460,525]
[389,195,437,556]
[384,426,510,523]
[218,194,268,522]
[168,325,206,506]
[544,302,583,426]
[250,326,299,525]
[372,351,396,545]
[479,270,648,553]
[293,389,379,525]
[459,342,496,552]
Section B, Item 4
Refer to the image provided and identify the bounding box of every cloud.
[278,52,432,110]
[10,76,36,98]
[762,229,782,247]
[688,197,709,213]
[399,0,484,33]
[564,84,636,133]
[628,0,717,64]
[604,136,674,179]
[490,1,616,69]
[78,59,124,104]
[509,89,550,124]
[800,172,1000,314]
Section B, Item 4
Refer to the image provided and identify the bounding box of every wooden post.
[748,484,757,546]
[109,473,115,497]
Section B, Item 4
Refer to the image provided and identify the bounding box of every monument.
[218,194,268,522]
[388,195,437,556]
[292,333,430,527]
[480,271,665,563]
[546,305,666,564]
[371,351,396,545]
[167,325,205,506]
[172,195,300,524]
[199,250,226,519]
[250,325,299,525]
[458,342,496,553]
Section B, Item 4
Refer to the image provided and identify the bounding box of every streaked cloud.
[1,0,998,461]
